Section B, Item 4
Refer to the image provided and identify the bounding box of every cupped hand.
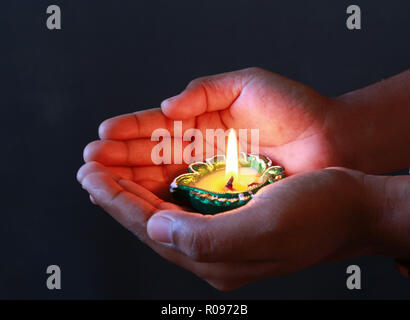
[82,67,338,201]
[77,163,378,291]
[158,67,336,174]
[78,68,363,290]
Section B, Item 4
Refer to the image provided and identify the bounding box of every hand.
[158,67,336,175]
[82,68,337,201]
[78,67,410,289]
[77,163,383,290]
[77,68,368,290]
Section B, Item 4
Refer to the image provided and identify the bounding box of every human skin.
[78,68,410,290]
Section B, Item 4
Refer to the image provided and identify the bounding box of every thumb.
[160,69,256,120]
[146,206,272,262]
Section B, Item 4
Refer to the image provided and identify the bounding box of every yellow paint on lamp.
[194,167,260,193]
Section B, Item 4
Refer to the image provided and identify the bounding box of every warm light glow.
[225,129,239,180]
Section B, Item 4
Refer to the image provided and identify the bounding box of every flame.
[225,129,239,180]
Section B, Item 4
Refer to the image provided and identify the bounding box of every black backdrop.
[1,0,409,299]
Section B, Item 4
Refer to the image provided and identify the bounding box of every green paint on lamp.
[170,153,285,214]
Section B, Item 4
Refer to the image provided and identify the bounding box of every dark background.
[1,0,409,299]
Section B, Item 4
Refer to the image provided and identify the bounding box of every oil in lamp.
[170,129,285,214]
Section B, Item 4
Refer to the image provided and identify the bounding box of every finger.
[77,161,186,185]
[83,139,147,166]
[84,139,167,166]
[111,171,177,201]
[83,138,222,166]
[136,180,174,202]
[81,172,157,239]
[77,162,187,201]
[99,108,195,140]
[161,69,258,119]
[118,179,180,211]
[77,161,124,183]
[129,164,186,183]
[107,165,186,199]
[90,195,97,205]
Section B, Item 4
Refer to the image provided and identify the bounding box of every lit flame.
[225,129,239,180]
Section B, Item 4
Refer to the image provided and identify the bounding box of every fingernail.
[90,195,97,205]
[161,95,179,108]
[147,216,173,244]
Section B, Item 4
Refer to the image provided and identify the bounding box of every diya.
[170,129,285,214]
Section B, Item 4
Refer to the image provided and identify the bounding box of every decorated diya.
[170,129,285,214]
